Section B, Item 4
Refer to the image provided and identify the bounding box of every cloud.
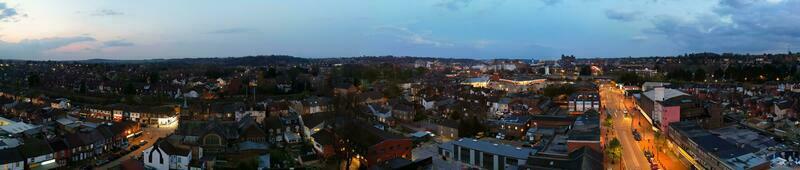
[435,0,475,11]
[0,36,95,59]
[540,0,562,6]
[646,0,800,53]
[90,9,123,16]
[103,39,134,47]
[630,35,649,42]
[605,9,641,22]
[0,2,22,22]
[473,40,493,49]
[526,43,560,57]
[376,26,454,47]
[208,28,254,34]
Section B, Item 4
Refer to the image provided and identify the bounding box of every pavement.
[600,84,689,170]
[96,121,178,169]
[411,141,460,170]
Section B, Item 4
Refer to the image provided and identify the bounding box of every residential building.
[19,138,56,170]
[334,121,413,167]
[143,139,192,170]
[498,115,532,139]
[0,147,24,170]
[567,92,600,113]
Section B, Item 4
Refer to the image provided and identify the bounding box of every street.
[96,122,178,169]
[600,84,689,170]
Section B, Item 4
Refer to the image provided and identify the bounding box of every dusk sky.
[0,0,798,60]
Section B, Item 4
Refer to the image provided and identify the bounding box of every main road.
[601,83,690,170]
[600,84,652,170]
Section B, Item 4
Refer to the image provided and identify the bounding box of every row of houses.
[0,118,141,169]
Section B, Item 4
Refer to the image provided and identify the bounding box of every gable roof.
[19,137,54,158]
[335,120,406,148]
[156,139,191,156]
[450,138,536,159]
[0,147,24,164]
[642,88,688,101]
[524,146,603,170]
[311,129,334,146]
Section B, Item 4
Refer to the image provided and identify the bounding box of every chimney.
[654,87,665,101]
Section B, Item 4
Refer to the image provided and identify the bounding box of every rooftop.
[669,121,756,159]
[450,138,537,159]
[567,110,600,142]
[642,88,688,101]
[712,125,779,151]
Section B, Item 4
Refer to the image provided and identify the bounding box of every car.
[651,163,660,170]
[139,140,148,146]
[632,130,642,141]
[644,150,654,158]
[495,133,505,139]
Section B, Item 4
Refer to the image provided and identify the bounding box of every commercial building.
[668,121,769,170]
[637,87,705,131]
[439,138,537,170]
[566,109,601,153]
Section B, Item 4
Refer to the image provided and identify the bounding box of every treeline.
[664,64,798,83]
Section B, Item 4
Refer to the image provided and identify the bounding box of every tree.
[579,65,592,76]
[204,66,225,79]
[123,82,136,95]
[383,84,402,98]
[693,69,706,82]
[542,84,576,98]
[616,72,643,85]
[713,68,724,80]
[413,111,428,121]
[603,116,613,128]
[236,158,260,169]
[27,74,40,87]
[264,67,278,79]
[666,69,691,81]
[606,138,623,163]
[653,131,666,148]
[79,82,88,94]
[148,71,160,83]
[458,117,485,138]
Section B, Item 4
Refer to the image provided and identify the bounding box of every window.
[506,158,518,166]
[204,134,222,146]
[459,147,470,163]
[472,150,480,165]
[482,152,493,169]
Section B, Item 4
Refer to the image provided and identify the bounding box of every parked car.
[139,140,148,146]
[130,145,140,151]
[651,163,660,170]
[633,130,642,141]
[644,150,654,158]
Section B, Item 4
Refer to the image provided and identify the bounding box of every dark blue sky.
[0,0,798,60]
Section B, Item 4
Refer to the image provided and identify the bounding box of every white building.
[143,139,192,170]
